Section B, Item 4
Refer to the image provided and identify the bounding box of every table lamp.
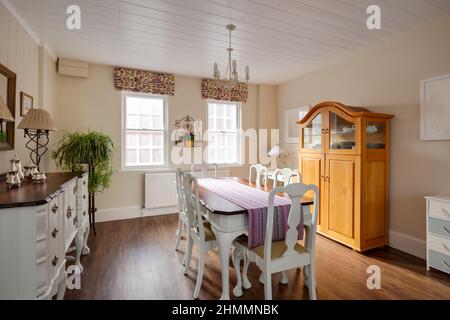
[0,97,14,142]
[267,144,288,168]
[18,109,57,171]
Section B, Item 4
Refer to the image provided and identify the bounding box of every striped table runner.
[198,178,303,248]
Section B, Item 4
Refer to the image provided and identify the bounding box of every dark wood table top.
[198,177,314,215]
[0,172,83,209]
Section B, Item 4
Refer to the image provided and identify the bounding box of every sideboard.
[0,172,90,299]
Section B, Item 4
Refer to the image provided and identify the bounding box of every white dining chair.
[232,182,319,300]
[182,172,217,299]
[273,168,301,187]
[175,169,189,256]
[191,163,218,178]
[249,164,268,188]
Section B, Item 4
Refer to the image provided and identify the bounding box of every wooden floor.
[65,214,450,300]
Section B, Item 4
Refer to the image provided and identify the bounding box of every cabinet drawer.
[428,234,450,256]
[429,200,450,221]
[36,206,48,240]
[428,250,450,274]
[428,217,450,239]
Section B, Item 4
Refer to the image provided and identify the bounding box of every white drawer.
[77,174,88,196]
[36,257,49,293]
[429,200,450,221]
[36,238,47,261]
[428,234,450,257]
[36,206,48,240]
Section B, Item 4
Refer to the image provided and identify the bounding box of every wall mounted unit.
[57,58,88,78]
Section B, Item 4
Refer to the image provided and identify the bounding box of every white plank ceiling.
[7,0,450,84]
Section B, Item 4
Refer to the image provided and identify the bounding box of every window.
[207,101,241,164]
[123,93,167,169]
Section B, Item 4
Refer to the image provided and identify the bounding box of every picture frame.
[284,105,310,144]
[20,91,33,116]
[420,74,450,140]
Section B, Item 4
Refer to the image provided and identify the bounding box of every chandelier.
[213,24,250,90]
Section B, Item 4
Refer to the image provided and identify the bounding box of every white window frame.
[121,91,169,171]
[205,99,242,166]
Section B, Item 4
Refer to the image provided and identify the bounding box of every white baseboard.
[96,205,143,223]
[389,230,426,259]
[143,206,178,217]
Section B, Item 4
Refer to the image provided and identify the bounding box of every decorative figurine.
[10,154,24,181]
[23,164,38,180]
[32,172,46,184]
[6,171,21,189]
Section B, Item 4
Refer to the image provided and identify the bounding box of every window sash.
[207,101,241,164]
[123,93,167,169]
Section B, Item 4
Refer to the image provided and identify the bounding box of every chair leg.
[193,244,205,299]
[242,253,252,289]
[264,271,272,300]
[279,271,288,285]
[308,263,317,300]
[183,234,193,275]
[232,246,243,297]
[304,265,310,288]
[175,215,183,251]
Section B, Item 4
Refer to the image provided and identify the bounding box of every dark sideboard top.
[0,172,84,209]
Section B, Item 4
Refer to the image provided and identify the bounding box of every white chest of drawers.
[425,195,450,274]
[0,172,90,299]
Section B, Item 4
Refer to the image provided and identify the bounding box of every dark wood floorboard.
[65,214,450,300]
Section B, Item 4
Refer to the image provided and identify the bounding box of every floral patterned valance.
[113,67,175,96]
[201,79,248,103]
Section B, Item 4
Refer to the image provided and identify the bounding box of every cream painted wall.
[0,3,56,173]
[0,2,39,173]
[278,13,450,242]
[57,64,277,210]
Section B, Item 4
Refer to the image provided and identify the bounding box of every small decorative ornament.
[6,171,21,189]
[32,172,46,184]
[10,154,24,181]
[23,165,36,180]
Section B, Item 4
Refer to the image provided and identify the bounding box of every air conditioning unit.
[57,58,88,78]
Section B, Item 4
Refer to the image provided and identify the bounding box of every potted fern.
[52,131,114,235]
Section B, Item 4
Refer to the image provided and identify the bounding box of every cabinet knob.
[51,204,58,214]
[83,194,86,199]
[51,228,59,238]
[73,216,78,226]
[51,256,59,266]
[83,210,87,216]
[83,181,86,186]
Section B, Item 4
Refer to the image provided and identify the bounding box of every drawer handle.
[73,216,78,226]
[83,181,86,186]
[83,210,87,216]
[443,260,450,268]
[51,228,59,238]
[51,204,58,214]
[442,243,450,252]
[442,226,450,234]
[52,256,59,266]
[442,208,450,218]
[67,207,73,219]
[83,194,86,199]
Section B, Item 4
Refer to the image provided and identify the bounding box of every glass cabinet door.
[302,113,322,150]
[329,112,356,150]
[366,121,386,149]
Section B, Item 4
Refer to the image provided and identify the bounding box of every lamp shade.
[0,97,14,122]
[18,109,57,131]
[267,145,288,158]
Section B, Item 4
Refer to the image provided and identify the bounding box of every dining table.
[197,177,314,300]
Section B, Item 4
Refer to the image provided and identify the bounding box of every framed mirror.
[0,63,16,151]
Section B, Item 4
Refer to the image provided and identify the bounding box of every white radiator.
[144,170,230,216]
